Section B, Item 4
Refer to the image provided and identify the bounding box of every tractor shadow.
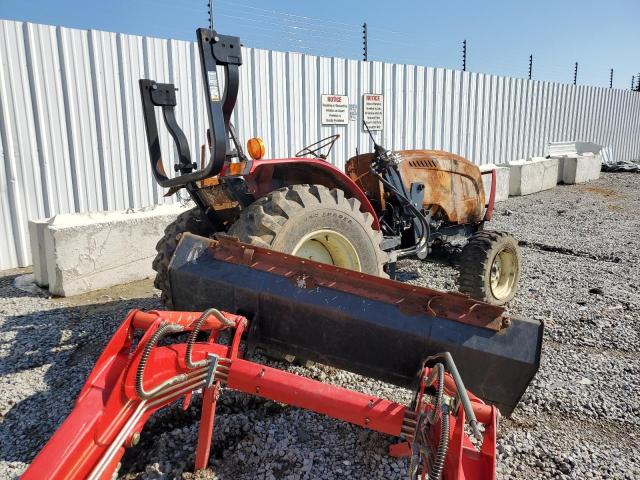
[394,243,463,283]
[428,242,464,267]
[0,271,159,466]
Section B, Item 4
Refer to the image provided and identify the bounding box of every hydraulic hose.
[135,322,186,400]
[424,352,482,440]
[185,308,235,369]
[372,168,431,257]
[424,363,445,424]
[408,355,478,479]
[424,364,450,480]
[408,362,447,480]
[429,405,450,480]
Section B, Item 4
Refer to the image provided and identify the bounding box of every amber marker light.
[247,137,265,160]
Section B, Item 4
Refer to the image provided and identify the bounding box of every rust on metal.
[346,149,487,224]
[345,152,386,209]
[208,235,508,331]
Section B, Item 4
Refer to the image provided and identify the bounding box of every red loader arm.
[23,309,497,480]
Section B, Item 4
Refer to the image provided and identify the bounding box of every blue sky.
[1,0,638,89]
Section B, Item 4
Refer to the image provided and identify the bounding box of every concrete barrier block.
[556,156,565,183]
[594,153,604,179]
[479,164,510,202]
[505,157,559,196]
[536,157,559,191]
[506,159,543,196]
[28,218,50,287]
[559,154,602,184]
[44,203,191,296]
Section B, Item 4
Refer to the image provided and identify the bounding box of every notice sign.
[363,93,384,130]
[321,94,349,125]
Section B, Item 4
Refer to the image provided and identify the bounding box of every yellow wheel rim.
[490,248,518,300]
[292,229,361,271]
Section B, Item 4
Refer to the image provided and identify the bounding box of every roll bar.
[139,28,242,188]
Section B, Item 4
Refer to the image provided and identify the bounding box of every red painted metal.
[22,310,240,480]
[411,366,498,480]
[241,157,381,230]
[388,441,413,458]
[195,382,221,470]
[227,359,407,437]
[481,169,496,221]
[23,310,497,480]
[444,406,497,480]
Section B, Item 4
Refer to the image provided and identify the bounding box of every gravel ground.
[1,172,639,479]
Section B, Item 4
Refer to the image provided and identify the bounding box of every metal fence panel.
[1,20,40,267]
[2,19,640,269]
[0,121,17,269]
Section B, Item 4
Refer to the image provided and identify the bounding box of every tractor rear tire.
[228,184,387,276]
[458,230,521,306]
[152,207,216,308]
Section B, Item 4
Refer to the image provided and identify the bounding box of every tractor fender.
[243,158,380,230]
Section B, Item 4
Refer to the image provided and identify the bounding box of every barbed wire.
[134,0,633,89]
[215,0,362,30]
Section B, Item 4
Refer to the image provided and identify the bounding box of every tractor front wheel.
[458,231,521,305]
[228,184,387,276]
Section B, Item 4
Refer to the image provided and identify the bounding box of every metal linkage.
[22,309,242,480]
[23,309,498,480]
[409,363,450,480]
[424,352,482,440]
[399,356,499,480]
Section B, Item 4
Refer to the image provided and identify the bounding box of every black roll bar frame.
[139,28,242,188]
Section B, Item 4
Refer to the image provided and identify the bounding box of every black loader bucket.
[169,234,543,416]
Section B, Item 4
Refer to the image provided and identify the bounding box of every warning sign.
[363,93,384,131]
[321,95,349,125]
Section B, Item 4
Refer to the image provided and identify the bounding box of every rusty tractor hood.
[395,150,486,224]
[346,149,487,224]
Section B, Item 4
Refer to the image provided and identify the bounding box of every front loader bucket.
[169,234,543,416]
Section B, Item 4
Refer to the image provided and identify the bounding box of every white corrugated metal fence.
[1,19,640,269]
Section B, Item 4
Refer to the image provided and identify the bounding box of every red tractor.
[19,29,541,480]
[140,28,521,307]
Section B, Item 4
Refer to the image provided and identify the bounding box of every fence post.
[609,68,613,89]
[462,40,467,71]
[362,23,368,61]
[207,0,214,29]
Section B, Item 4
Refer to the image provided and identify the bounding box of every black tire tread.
[152,207,215,308]
[228,184,387,276]
[458,230,520,305]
